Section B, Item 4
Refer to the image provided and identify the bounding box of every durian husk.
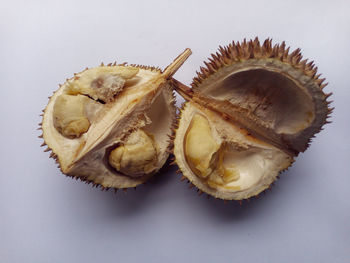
[39,49,192,190]
[173,38,333,201]
[177,38,333,155]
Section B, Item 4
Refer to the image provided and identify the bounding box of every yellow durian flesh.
[109,129,158,177]
[66,66,139,103]
[185,114,220,178]
[53,94,91,138]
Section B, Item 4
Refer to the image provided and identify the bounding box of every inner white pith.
[198,66,315,135]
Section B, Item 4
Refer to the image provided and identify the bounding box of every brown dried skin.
[41,48,192,189]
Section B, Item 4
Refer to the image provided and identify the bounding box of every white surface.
[1,0,349,262]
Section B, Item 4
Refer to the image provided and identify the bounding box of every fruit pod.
[173,38,333,201]
[40,49,192,190]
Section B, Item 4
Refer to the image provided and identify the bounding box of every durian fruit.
[40,48,192,189]
[173,38,333,201]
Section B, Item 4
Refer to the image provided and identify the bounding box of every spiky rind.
[192,37,333,116]
[177,38,333,155]
[39,57,183,191]
[193,38,327,90]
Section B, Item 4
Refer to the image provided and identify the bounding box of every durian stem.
[163,48,192,79]
[171,78,193,100]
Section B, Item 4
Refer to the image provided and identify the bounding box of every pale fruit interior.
[67,85,174,187]
[105,86,174,177]
[175,102,293,200]
[43,66,164,173]
[201,68,315,134]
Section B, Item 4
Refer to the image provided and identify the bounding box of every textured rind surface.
[188,38,333,154]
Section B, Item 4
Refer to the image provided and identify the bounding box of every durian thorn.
[169,160,176,166]
[44,147,50,152]
[238,200,243,206]
[123,188,127,193]
[180,176,186,181]
[37,127,42,130]
[198,190,203,196]
[40,142,46,147]
[189,183,194,189]
[162,48,192,79]
[325,92,333,99]
[175,169,182,174]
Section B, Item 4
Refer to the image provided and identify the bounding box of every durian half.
[40,49,191,189]
[173,38,333,200]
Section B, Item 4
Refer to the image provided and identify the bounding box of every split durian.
[40,49,192,190]
[173,38,333,201]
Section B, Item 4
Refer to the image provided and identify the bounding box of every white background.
[1,0,349,262]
